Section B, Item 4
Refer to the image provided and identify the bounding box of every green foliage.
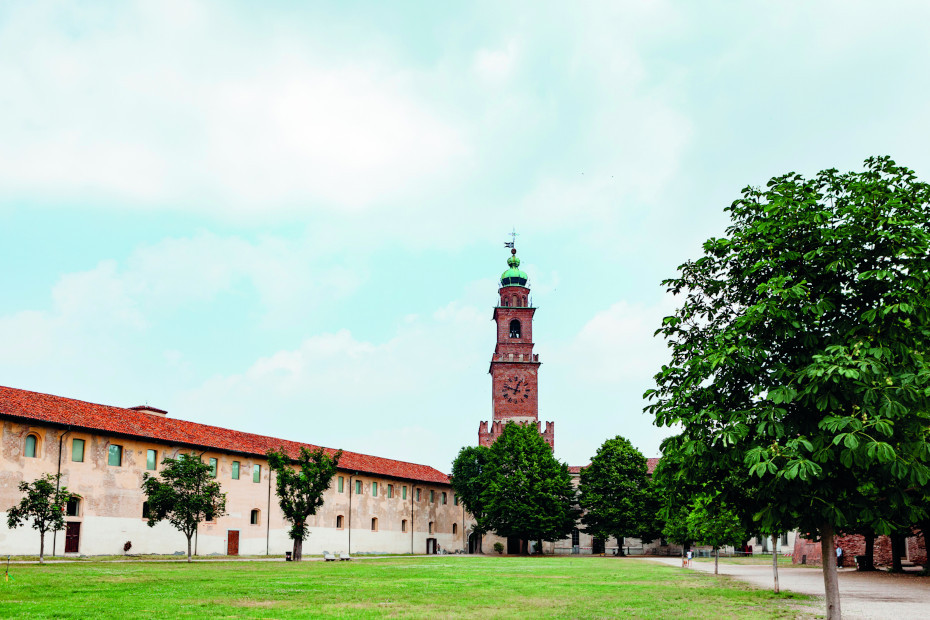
[578,435,660,550]
[646,156,930,540]
[450,444,493,535]
[493,541,504,554]
[453,422,579,546]
[685,495,746,551]
[6,473,71,562]
[141,453,227,561]
[266,446,342,548]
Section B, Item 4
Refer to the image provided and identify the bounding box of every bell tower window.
[509,319,521,339]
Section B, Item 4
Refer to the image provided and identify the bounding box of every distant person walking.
[836,545,843,568]
[686,549,693,568]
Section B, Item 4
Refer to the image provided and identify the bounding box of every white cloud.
[0,2,470,216]
[473,40,519,83]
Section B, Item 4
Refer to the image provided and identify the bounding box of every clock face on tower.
[501,375,532,403]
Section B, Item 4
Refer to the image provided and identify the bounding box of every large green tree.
[141,453,227,562]
[266,446,342,561]
[646,157,930,619]
[578,435,657,555]
[6,474,72,563]
[453,422,579,552]
[685,494,746,575]
[450,444,493,537]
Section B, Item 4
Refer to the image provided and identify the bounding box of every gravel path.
[646,557,930,619]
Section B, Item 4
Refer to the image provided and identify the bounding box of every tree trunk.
[187,533,193,563]
[714,547,719,574]
[891,533,904,572]
[861,530,875,571]
[293,538,303,562]
[772,534,779,593]
[618,536,625,557]
[39,530,45,565]
[820,523,842,620]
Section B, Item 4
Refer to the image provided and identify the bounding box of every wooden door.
[64,522,80,553]
[227,530,239,556]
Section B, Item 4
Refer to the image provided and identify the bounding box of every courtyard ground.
[647,556,930,620]
[0,555,813,618]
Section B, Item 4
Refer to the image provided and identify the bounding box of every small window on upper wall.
[250,509,260,525]
[337,476,344,493]
[336,515,344,529]
[401,519,407,533]
[66,497,81,517]
[387,484,394,498]
[402,485,407,500]
[453,523,458,535]
[24,434,38,458]
[453,494,458,506]
[142,501,152,520]
[71,438,85,463]
[371,517,378,531]
[355,480,362,495]
[146,449,157,471]
[231,461,240,480]
[108,444,123,467]
[209,458,218,478]
[441,492,447,505]
[252,464,261,483]
[372,481,378,497]
[416,488,421,502]
[428,521,434,534]
[429,490,435,503]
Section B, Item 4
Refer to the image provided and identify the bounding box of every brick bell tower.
[478,245,555,450]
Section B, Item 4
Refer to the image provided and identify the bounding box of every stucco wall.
[0,419,471,557]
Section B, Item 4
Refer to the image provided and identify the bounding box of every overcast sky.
[3,1,930,471]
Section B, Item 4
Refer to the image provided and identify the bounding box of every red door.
[64,522,80,553]
[227,530,239,556]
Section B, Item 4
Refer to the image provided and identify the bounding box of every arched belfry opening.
[509,319,521,339]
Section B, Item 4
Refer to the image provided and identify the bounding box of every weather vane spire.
[504,227,518,251]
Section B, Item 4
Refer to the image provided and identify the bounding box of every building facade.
[0,386,470,557]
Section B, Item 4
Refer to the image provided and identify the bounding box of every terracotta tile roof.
[0,385,449,485]
[569,458,660,475]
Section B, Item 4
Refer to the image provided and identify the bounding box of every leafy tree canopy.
[6,473,72,563]
[450,444,493,535]
[266,446,342,561]
[453,423,579,548]
[578,435,660,553]
[141,453,227,562]
[646,156,930,618]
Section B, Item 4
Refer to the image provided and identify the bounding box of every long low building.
[0,385,470,557]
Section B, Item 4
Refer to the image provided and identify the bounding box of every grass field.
[0,556,815,619]
[693,556,797,567]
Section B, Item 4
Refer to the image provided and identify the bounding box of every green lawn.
[0,556,814,619]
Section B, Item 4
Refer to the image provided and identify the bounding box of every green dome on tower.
[500,250,528,287]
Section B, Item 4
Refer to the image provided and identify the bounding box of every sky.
[3,1,930,472]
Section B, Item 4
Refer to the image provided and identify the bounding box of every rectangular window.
[209,457,218,478]
[108,444,122,467]
[402,485,407,500]
[388,484,394,498]
[430,490,435,503]
[232,461,240,480]
[72,439,85,463]
[146,449,157,471]
[453,494,458,506]
[338,476,344,493]
[355,480,362,495]
[442,492,447,505]
[416,488,421,502]
[253,464,261,483]
[372,481,378,497]
[24,435,37,458]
